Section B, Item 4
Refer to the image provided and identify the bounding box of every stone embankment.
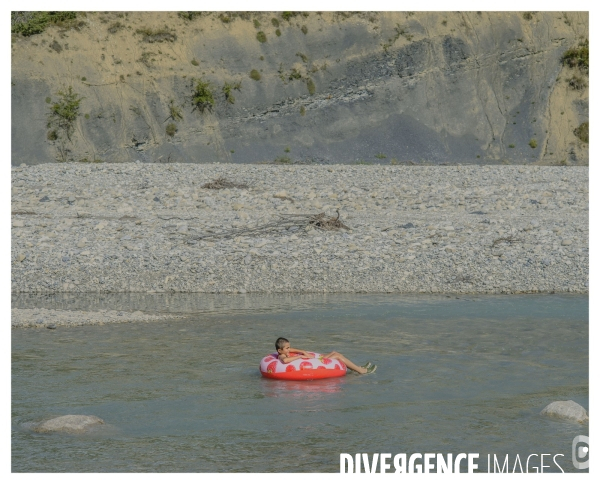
[11,163,588,295]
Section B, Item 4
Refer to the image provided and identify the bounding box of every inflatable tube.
[259,352,347,381]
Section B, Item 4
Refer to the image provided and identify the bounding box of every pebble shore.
[11,308,185,328]
[11,163,588,295]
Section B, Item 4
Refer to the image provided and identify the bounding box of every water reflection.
[260,377,345,398]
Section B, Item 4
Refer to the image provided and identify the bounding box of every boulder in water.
[33,415,104,433]
[540,400,588,424]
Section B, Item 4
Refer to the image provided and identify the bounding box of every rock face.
[33,415,104,433]
[540,400,589,424]
[11,11,588,166]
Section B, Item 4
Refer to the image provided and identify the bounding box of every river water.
[12,294,588,472]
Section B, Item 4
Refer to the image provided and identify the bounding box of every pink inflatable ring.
[259,352,347,380]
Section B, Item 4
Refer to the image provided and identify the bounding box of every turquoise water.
[12,294,588,472]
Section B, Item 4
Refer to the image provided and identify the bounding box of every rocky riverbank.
[11,163,588,295]
[11,307,185,328]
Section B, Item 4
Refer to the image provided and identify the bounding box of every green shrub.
[167,100,183,121]
[11,11,78,37]
[136,27,176,43]
[271,18,280,27]
[84,113,90,119]
[568,75,587,90]
[508,144,515,148]
[45,96,51,103]
[276,29,281,37]
[191,79,214,113]
[289,68,302,80]
[274,156,291,164]
[375,153,386,159]
[522,12,533,20]
[166,123,177,137]
[256,31,267,43]
[306,78,315,95]
[47,130,58,141]
[253,19,261,28]
[301,25,308,35]
[250,69,261,81]
[574,122,589,143]
[191,58,199,66]
[219,14,231,23]
[47,86,83,141]
[300,106,306,116]
[108,21,124,34]
[562,39,589,70]
[282,12,298,21]
[529,138,537,149]
[284,147,290,153]
[222,81,242,104]
[178,12,204,21]
[296,52,308,63]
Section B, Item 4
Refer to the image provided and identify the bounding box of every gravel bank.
[11,308,185,328]
[11,163,588,295]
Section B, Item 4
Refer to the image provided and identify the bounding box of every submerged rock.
[540,400,589,424]
[33,415,104,433]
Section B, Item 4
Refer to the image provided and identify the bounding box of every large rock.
[33,415,104,433]
[540,400,589,424]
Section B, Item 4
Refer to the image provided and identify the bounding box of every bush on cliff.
[12,12,79,37]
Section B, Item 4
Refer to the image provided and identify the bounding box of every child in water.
[275,337,376,374]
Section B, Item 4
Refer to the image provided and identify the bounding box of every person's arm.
[279,353,306,364]
[290,347,311,357]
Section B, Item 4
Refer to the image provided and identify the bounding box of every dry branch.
[491,235,522,247]
[191,210,350,241]
[201,177,248,189]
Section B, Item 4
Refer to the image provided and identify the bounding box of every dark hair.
[275,337,289,350]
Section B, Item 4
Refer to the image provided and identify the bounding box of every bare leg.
[324,351,367,374]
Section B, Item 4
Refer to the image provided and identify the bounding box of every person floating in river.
[275,337,376,374]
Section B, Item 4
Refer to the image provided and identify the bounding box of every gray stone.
[39,196,49,202]
[46,323,56,329]
[540,400,588,424]
[244,255,252,265]
[33,415,104,433]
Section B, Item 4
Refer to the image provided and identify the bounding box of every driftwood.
[192,210,350,241]
[201,177,248,189]
[491,234,522,247]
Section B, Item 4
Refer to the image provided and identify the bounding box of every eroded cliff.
[11,11,589,165]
